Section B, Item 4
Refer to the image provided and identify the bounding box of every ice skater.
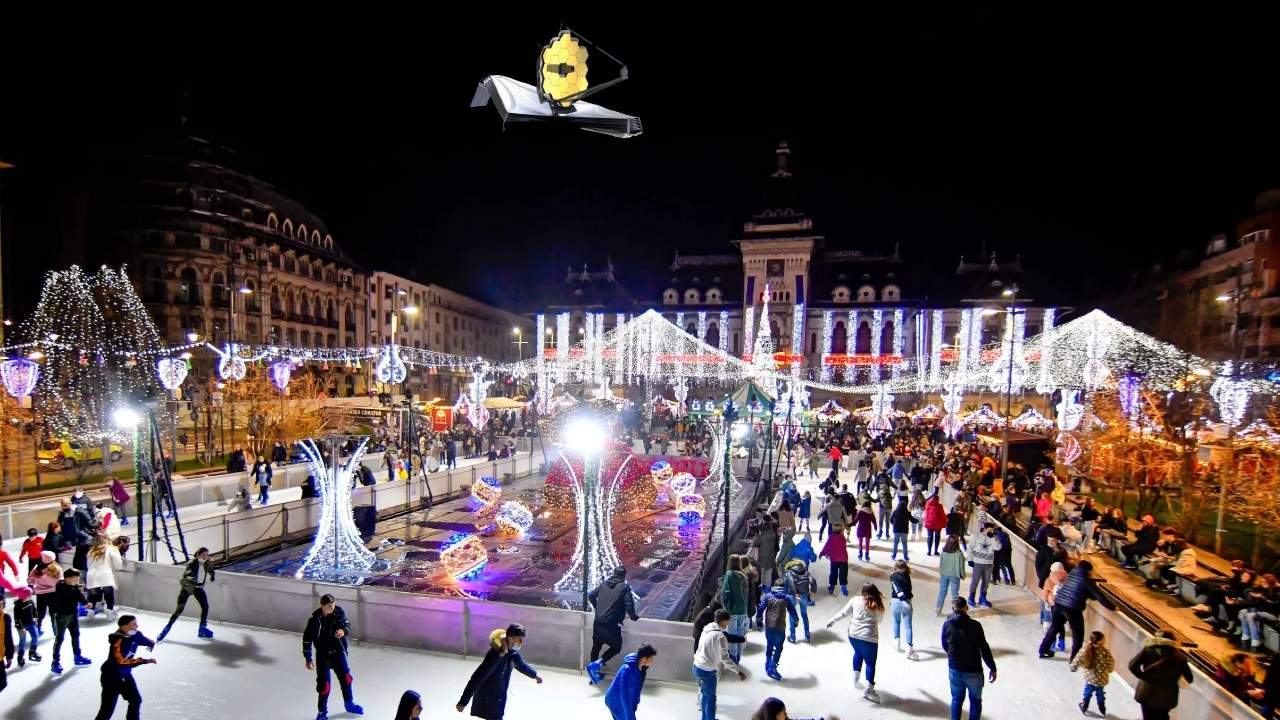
[303,594,364,719]
[603,644,657,720]
[156,547,215,642]
[93,614,157,720]
[457,623,543,720]
[586,566,639,685]
[49,568,92,674]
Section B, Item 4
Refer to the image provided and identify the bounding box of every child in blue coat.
[604,645,657,720]
[798,491,813,532]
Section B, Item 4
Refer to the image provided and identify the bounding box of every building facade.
[368,271,533,399]
[536,142,1056,396]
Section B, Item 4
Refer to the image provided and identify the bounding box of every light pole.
[723,401,741,571]
[1213,267,1247,555]
[512,326,527,361]
[564,417,606,610]
[112,406,144,560]
[0,159,14,348]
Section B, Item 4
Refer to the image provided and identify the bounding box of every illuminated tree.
[221,365,330,458]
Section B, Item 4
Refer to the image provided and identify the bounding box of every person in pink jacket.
[106,477,131,527]
[820,530,850,596]
[852,502,878,562]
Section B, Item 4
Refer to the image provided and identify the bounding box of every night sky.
[3,8,1279,317]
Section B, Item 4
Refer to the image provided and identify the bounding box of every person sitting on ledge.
[1121,515,1159,569]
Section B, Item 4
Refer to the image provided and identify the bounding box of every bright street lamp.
[112,407,140,429]
[564,418,606,456]
[237,285,253,295]
[1216,294,1231,303]
[401,306,419,315]
[186,331,200,343]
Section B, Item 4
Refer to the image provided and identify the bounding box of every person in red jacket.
[828,445,843,476]
[923,495,948,557]
[820,529,850,596]
[19,529,44,571]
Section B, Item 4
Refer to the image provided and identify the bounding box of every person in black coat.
[0,602,14,694]
[1121,516,1160,568]
[585,567,639,684]
[303,594,363,720]
[457,624,542,720]
[1038,561,1116,660]
[1034,537,1068,589]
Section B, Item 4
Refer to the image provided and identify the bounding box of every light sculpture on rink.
[496,500,534,536]
[472,475,502,507]
[941,380,965,439]
[553,416,630,596]
[295,436,389,584]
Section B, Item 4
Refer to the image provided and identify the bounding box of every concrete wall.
[115,559,698,685]
[939,485,1263,719]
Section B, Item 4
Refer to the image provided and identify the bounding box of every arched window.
[684,288,701,304]
[663,288,678,305]
[686,322,697,335]
[301,330,312,346]
[855,321,871,353]
[324,235,334,250]
[769,320,782,347]
[282,219,294,238]
[881,321,894,354]
[706,287,722,303]
[327,299,336,323]
[706,322,720,349]
[857,285,876,303]
[285,290,296,317]
[300,295,311,320]
[271,287,284,314]
[178,267,200,305]
[832,321,848,354]
[832,285,851,303]
[297,224,308,243]
[267,213,279,230]
[881,285,900,302]
[311,230,321,245]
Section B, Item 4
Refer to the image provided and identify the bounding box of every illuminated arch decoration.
[295,437,388,584]
[1,357,40,399]
[375,344,407,385]
[552,450,633,593]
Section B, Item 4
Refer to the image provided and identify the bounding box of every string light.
[930,309,944,388]
[1117,374,1141,417]
[1035,308,1056,394]
[1057,390,1083,431]
[870,309,883,383]
[821,311,834,383]
[1211,361,1250,427]
[867,383,894,438]
[891,308,904,381]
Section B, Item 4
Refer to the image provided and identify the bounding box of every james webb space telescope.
[471,28,642,138]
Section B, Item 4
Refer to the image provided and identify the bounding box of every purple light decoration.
[270,360,292,392]
[1117,374,1140,417]
[0,357,39,399]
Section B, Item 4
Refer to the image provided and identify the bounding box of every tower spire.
[771,140,792,179]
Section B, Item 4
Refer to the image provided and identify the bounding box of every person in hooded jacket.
[586,567,640,685]
[1128,631,1192,720]
[303,594,363,720]
[604,645,657,720]
[0,601,12,694]
[889,498,919,562]
[783,559,814,643]
[457,624,542,720]
[754,579,797,680]
[1038,560,1116,660]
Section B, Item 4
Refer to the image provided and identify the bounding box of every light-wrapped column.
[891,308,905,380]
[929,309,944,388]
[870,309,884,382]
[1035,307,1056,394]
[821,310,834,383]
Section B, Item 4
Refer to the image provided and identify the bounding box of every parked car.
[38,439,124,469]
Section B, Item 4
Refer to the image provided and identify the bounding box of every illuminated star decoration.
[269,359,293,392]
[0,357,40,399]
[295,437,388,584]
[206,342,267,381]
[155,357,187,392]
[1210,361,1250,427]
[375,344,408,385]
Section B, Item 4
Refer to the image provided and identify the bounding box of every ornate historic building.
[86,136,371,396]
[537,142,1056,393]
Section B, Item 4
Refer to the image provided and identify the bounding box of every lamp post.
[564,417,605,610]
[512,326,527,361]
[113,406,144,561]
[723,401,741,572]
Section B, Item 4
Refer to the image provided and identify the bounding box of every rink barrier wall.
[0,436,537,539]
[939,484,1263,720]
[114,560,699,685]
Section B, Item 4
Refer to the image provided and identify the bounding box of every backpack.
[788,571,813,597]
[764,594,789,629]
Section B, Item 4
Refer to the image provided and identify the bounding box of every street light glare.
[512,327,520,334]
[401,306,419,315]
[981,308,999,316]
[730,422,748,440]
[238,286,253,294]
[112,407,140,429]
[1192,367,1213,377]
[186,331,200,343]
[1216,294,1231,303]
[564,418,606,455]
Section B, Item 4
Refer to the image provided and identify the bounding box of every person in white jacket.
[86,534,124,619]
[692,609,746,720]
[826,583,886,703]
[967,522,1003,609]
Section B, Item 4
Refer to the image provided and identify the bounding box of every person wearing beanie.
[586,566,639,685]
[457,623,542,720]
[93,614,156,720]
[303,594,362,720]
[31,550,62,632]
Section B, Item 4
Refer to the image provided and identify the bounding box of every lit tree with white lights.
[23,266,163,475]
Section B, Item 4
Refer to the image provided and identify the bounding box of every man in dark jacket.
[1121,515,1159,568]
[586,567,639,685]
[754,579,797,680]
[50,568,92,674]
[157,547,216,642]
[93,614,156,720]
[1038,560,1116,660]
[457,623,542,720]
[271,440,288,467]
[303,594,363,720]
[1034,536,1068,589]
[1128,631,1192,720]
[941,597,997,720]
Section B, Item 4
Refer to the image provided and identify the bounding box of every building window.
[282,219,294,238]
[178,268,199,305]
[706,322,720,349]
[683,288,701,304]
[706,288,721,303]
[809,332,817,354]
[857,285,875,302]
[855,322,871,353]
[881,285,900,302]
[832,286,850,303]
[832,321,848,354]
[267,213,279,230]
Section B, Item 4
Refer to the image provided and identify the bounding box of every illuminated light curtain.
[583,313,595,387]
[674,312,685,380]
[1035,307,1056,394]
[957,310,973,389]
[744,307,754,359]
[615,312,626,386]
[968,308,983,378]
[891,308,905,381]
[929,309,944,388]
[870,309,884,382]
[846,309,858,385]
[696,311,707,379]
[821,310,834,383]
[556,312,570,383]
[791,304,805,379]
[594,313,605,386]
[914,310,927,391]
[718,310,730,382]
[535,313,545,388]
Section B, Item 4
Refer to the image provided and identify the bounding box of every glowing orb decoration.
[0,357,40,399]
[155,357,187,392]
[496,501,534,536]
[375,344,408,385]
[677,494,706,524]
[668,472,697,497]
[650,459,673,483]
[270,359,292,392]
[472,476,502,507]
[1055,432,1082,466]
[439,532,489,580]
